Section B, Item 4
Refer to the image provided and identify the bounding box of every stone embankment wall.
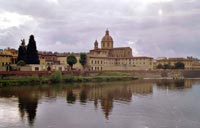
[133,70,200,79]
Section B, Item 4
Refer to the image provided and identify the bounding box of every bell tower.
[94,40,98,49]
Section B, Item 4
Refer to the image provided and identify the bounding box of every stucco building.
[156,58,192,69]
[0,53,12,67]
[2,48,18,64]
[87,30,153,71]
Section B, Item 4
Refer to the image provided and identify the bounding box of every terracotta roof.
[133,56,153,59]
[89,56,153,59]
[158,58,191,61]
[192,62,200,66]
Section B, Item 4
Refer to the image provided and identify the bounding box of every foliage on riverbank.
[0,71,138,86]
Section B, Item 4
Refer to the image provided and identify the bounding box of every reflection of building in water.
[18,93,38,126]
[156,79,192,90]
[129,81,153,95]
[184,79,192,88]
[64,82,153,119]
[0,81,153,121]
[101,97,113,119]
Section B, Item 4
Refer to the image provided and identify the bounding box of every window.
[35,67,39,71]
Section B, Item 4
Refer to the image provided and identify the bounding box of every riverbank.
[0,71,138,86]
[2,69,200,86]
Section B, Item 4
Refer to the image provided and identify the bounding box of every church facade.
[87,30,154,71]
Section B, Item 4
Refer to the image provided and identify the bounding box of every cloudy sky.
[0,0,200,58]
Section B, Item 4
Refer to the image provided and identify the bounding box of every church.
[87,30,154,71]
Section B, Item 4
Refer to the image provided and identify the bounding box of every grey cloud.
[0,0,200,58]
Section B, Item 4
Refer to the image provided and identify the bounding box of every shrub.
[17,60,26,66]
[50,70,62,83]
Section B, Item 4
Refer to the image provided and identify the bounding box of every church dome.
[102,30,113,42]
[101,30,113,49]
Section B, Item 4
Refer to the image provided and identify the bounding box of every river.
[0,79,200,128]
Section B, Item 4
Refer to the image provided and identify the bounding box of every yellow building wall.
[156,59,192,69]
[0,55,11,67]
[73,55,83,70]
[3,49,18,64]
[39,59,46,65]
[88,57,153,71]
[57,56,67,65]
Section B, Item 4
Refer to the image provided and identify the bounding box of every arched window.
[103,43,105,48]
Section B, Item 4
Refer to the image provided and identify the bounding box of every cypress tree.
[26,35,39,64]
[79,53,87,69]
[17,39,27,63]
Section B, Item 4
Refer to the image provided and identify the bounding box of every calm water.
[0,80,200,128]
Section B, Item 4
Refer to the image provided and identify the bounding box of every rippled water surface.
[0,79,200,128]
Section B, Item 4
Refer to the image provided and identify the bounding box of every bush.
[50,70,62,83]
[17,60,26,66]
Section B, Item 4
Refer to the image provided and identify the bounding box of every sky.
[0,0,200,58]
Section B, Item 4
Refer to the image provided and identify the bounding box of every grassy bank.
[0,71,138,86]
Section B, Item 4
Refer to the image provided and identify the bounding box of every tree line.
[67,53,87,70]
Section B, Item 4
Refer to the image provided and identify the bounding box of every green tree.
[156,63,163,69]
[174,62,185,69]
[17,60,26,66]
[67,55,77,70]
[67,90,76,104]
[26,35,39,64]
[163,64,172,69]
[79,53,87,69]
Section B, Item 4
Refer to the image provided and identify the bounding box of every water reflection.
[0,87,39,126]
[156,79,192,90]
[66,89,76,104]
[0,79,195,127]
[79,87,88,104]
[18,94,38,125]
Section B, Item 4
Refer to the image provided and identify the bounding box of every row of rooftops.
[89,56,153,59]
[1,48,199,62]
[157,57,193,61]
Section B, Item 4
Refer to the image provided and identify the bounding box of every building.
[87,30,153,71]
[57,54,68,65]
[0,53,12,66]
[38,52,83,71]
[2,48,18,64]
[156,58,192,69]
[38,52,60,65]
[191,61,200,70]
